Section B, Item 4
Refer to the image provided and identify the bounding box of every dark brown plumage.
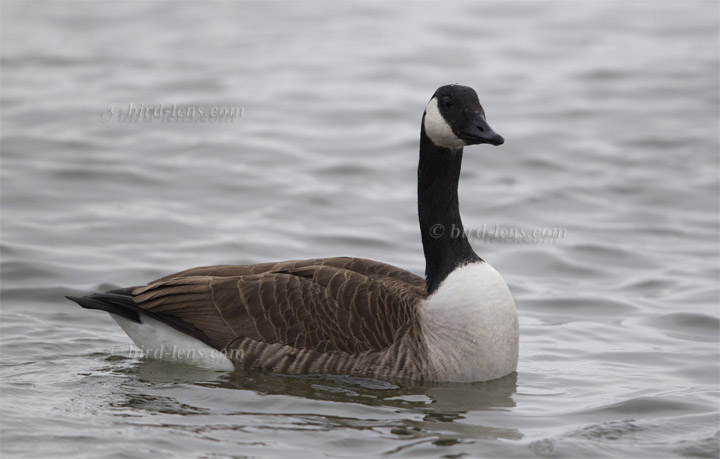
[67,257,433,379]
[128,257,430,380]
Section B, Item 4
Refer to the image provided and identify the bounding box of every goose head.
[422,84,504,150]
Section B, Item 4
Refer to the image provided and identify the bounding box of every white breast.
[419,261,519,382]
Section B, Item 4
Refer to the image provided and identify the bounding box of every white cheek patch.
[423,97,466,150]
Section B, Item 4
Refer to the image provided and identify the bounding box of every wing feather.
[130,258,425,357]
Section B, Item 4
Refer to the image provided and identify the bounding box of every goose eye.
[441,98,453,109]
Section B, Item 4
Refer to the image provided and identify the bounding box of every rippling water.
[2,2,719,458]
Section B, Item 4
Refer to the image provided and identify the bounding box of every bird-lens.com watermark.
[109,345,243,361]
[430,223,566,244]
[98,103,244,123]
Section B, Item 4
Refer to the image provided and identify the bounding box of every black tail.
[66,287,216,347]
[65,287,143,323]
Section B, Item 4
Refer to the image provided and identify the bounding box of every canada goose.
[67,84,518,383]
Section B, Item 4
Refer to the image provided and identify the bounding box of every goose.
[67,84,519,383]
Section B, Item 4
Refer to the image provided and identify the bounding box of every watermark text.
[109,345,243,361]
[429,223,566,244]
[98,103,244,123]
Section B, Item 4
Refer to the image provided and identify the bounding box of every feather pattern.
[127,257,431,380]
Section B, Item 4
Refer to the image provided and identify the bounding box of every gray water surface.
[2,2,719,458]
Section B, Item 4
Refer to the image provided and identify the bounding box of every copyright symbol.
[97,103,121,123]
[430,224,444,239]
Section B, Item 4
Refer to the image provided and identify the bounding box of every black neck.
[418,126,481,294]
